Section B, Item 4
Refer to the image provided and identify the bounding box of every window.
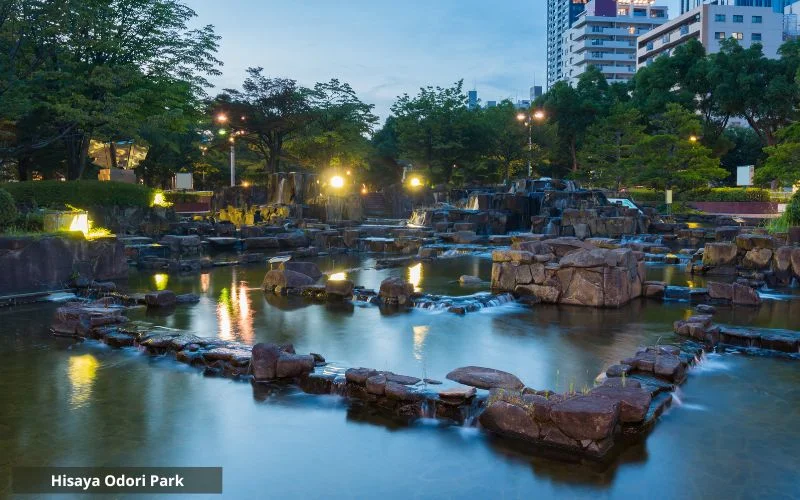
[662,34,670,43]
[646,41,654,50]
[752,16,762,24]
[732,32,743,40]
[591,51,603,59]
[591,39,604,46]
[733,15,743,23]
[680,25,689,35]
[752,32,762,41]
[715,14,726,22]
[715,32,726,40]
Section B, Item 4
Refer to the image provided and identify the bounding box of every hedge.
[625,187,772,203]
[0,188,17,228]
[2,181,155,208]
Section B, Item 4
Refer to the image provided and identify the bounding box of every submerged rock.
[145,290,176,308]
[262,269,315,292]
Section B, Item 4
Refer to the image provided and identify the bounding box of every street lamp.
[216,113,235,187]
[517,110,546,178]
[330,175,345,189]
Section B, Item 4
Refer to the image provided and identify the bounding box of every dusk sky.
[191,0,682,123]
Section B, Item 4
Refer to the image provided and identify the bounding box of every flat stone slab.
[445,366,524,390]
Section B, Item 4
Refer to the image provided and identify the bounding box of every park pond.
[1,255,799,498]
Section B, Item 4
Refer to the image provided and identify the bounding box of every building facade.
[547,0,588,88]
[637,3,784,69]
[680,0,797,14]
[560,0,668,86]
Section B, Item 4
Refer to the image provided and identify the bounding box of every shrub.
[2,181,154,208]
[625,187,771,203]
[785,190,800,227]
[0,188,17,228]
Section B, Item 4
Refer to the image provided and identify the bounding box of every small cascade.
[420,398,437,419]
[466,194,480,211]
[544,221,559,236]
[412,292,515,313]
[276,178,287,205]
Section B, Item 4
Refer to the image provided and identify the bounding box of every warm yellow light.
[68,213,89,236]
[361,186,368,195]
[689,135,698,142]
[409,177,422,188]
[242,181,250,188]
[68,354,98,409]
[153,273,169,291]
[330,175,345,188]
[329,272,347,281]
[408,263,423,292]
[346,170,352,176]
[517,113,526,121]
[216,113,228,123]
[152,192,172,208]
[533,110,545,120]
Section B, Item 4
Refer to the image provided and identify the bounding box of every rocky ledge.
[50,302,705,462]
[674,313,800,359]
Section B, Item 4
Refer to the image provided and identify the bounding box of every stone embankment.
[50,299,704,461]
[0,235,127,296]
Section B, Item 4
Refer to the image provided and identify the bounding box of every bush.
[785,190,800,227]
[2,181,155,208]
[625,187,771,203]
[0,188,17,228]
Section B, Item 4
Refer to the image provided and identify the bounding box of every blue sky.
[190,0,681,122]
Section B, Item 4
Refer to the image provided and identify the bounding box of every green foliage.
[757,123,800,186]
[0,188,18,228]
[785,190,800,226]
[577,104,645,189]
[626,187,771,203]
[2,181,154,208]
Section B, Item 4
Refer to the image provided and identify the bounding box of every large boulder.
[792,248,800,278]
[591,383,652,423]
[479,401,539,441]
[262,269,315,292]
[735,234,774,250]
[550,394,620,441]
[325,279,354,299]
[275,353,315,378]
[559,248,608,268]
[251,343,282,380]
[707,281,733,301]
[445,366,524,390]
[514,283,560,303]
[702,242,739,266]
[732,283,761,306]
[280,261,322,281]
[379,277,414,305]
[144,290,176,308]
[558,267,604,307]
[742,248,772,269]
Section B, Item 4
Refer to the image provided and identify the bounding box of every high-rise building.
[560,0,668,86]
[637,2,784,68]
[547,0,588,88]
[530,85,543,101]
[679,0,795,14]
[467,90,478,110]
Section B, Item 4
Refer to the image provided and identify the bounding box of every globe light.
[533,110,545,121]
[330,175,345,188]
[409,177,422,188]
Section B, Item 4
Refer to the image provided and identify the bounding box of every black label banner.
[12,467,223,494]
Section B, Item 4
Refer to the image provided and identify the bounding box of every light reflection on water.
[408,263,422,292]
[67,354,99,409]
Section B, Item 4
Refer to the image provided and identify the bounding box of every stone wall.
[491,237,645,307]
[0,235,127,295]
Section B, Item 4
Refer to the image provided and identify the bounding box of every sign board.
[665,190,673,205]
[174,172,193,190]
[736,165,754,186]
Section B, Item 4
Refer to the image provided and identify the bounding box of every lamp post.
[216,113,235,187]
[517,110,546,178]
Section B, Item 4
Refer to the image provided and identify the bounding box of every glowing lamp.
[68,212,89,236]
[409,177,422,188]
[328,272,347,281]
[330,175,345,188]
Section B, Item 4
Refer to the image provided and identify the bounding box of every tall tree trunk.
[570,137,578,172]
[109,141,118,169]
[17,155,30,181]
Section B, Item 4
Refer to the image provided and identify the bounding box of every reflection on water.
[152,273,169,291]
[217,288,233,340]
[200,272,210,293]
[67,354,98,409]
[215,268,255,343]
[412,325,429,361]
[408,263,423,292]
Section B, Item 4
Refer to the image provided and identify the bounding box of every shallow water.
[1,256,799,499]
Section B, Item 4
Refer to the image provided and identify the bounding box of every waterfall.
[412,292,515,312]
[276,178,287,205]
[544,221,558,235]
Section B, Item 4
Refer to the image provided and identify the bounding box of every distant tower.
[467,90,478,110]
[530,86,543,101]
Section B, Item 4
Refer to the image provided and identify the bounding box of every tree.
[0,0,221,180]
[634,104,728,192]
[577,104,645,190]
[711,39,800,146]
[365,117,404,187]
[478,100,528,183]
[219,69,314,175]
[720,126,765,182]
[756,123,800,187]
[286,79,378,172]
[538,66,614,173]
[391,80,478,184]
